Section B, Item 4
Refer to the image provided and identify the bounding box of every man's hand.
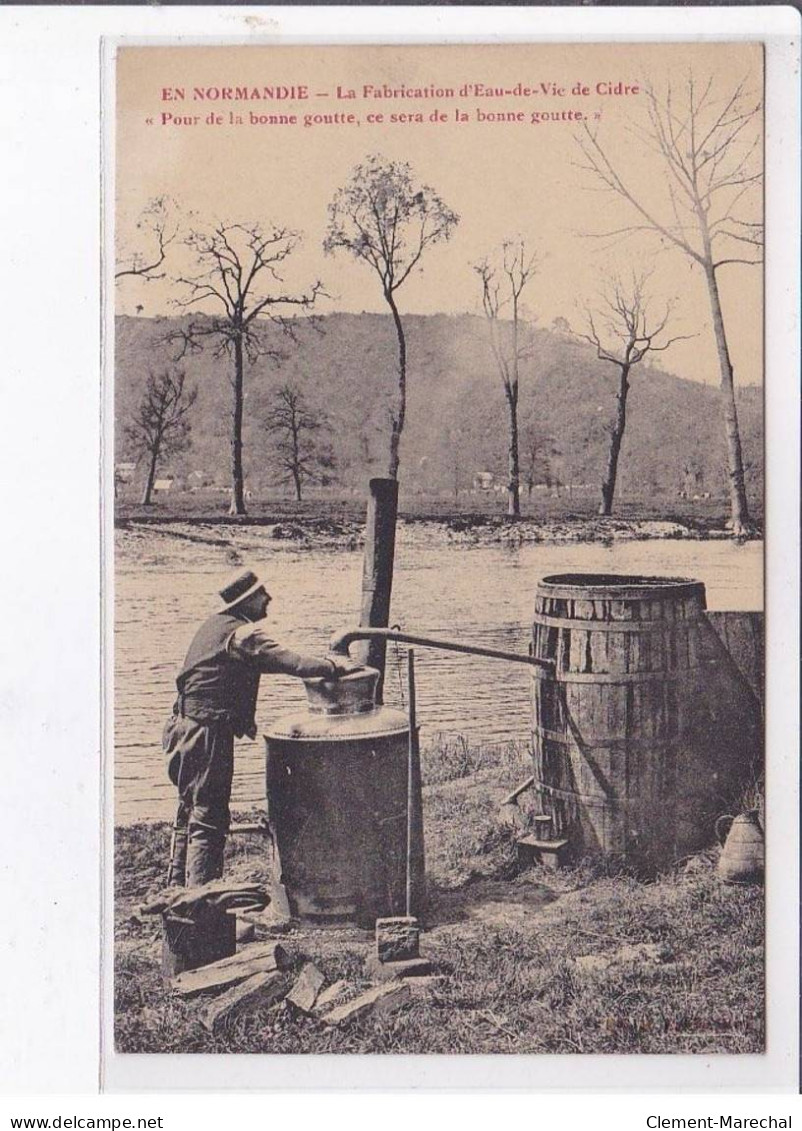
[327,653,364,678]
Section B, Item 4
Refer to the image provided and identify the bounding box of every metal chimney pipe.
[329,625,555,671]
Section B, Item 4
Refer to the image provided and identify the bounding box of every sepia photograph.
[112,41,765,1058]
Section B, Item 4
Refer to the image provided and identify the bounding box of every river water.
[115,530,762,824]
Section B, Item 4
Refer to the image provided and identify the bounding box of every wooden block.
[161,910,236,977]
[234,919,255,944]
[375,916,420,962]
[313,979,348,1015]
[517,836,570,871]
[365,954,433,982]
[537,852,566,873]
[517,835,568,849]
[285,962,326,1014]
[199,971,291,1035]
[322,982,411,1027]
[200,941,290,971]
[517,835,569,850]
[172,942,290,998]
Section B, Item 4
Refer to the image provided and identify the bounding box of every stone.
[365,954,433,982]
[285,962,326,1014]
[322,982,411,1027]
[375,916,420,962]
[199,971,291,1034]
[574,942,669,976]
[615,942,668,964]
[574,954,613,975]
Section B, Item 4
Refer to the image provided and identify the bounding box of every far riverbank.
[115,494,762,555]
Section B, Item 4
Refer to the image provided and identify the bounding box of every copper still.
[264,667,424,927]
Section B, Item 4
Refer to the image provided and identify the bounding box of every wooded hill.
[115,312,763,503]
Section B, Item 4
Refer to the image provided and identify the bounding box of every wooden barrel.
[531,574,761,871]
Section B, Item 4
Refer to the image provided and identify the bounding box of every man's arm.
[228,621,347,678]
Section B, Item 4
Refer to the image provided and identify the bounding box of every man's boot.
[186,820,226,887]
[167,824,188,886]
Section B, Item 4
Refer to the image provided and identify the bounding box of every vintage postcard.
[112,40,767,1062]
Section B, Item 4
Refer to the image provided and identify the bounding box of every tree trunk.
[704,264,751,534]
[599,367,630,516]
[505,386,521,518]
[141,443,159,507]
[230,333,246,516]
[386,292,406,481]
[291,414,303,501]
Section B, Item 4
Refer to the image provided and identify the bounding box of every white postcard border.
[0,2,796,1097]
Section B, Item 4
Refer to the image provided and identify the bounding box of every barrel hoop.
[265,727,409,742]
[531,666,705,685]
[533,724,678,749]
[535,577,706,602]
[532,612,703,633]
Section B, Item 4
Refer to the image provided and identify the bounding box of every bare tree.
[124,367,196,506]
[324,155,459,479]
[520,421,560,500]
[263,382,335,502]
[680,457,705,499]
[169,221,322,515]
[575,73,762,534]
[438,423,470,505]
[474,240,538,517]
[115,196,179,282]
[578,272,690,516]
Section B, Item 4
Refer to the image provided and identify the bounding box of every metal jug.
[715,809,764,885]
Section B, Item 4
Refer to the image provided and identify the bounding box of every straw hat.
[219,568,268,612]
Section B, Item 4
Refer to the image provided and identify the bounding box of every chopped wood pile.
[168,936,439,1033]
[142,882,440,1032]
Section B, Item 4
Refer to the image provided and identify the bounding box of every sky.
[116,41,763,387]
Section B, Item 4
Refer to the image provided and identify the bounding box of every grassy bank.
[115,739,763,1055]
[115,491,762,537]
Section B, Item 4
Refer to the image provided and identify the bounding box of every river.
[114,530,762,824]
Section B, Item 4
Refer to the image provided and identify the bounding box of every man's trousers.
[162,714,235,887]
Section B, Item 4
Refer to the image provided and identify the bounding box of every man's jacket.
[175,612,334,737]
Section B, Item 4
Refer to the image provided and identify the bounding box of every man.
[163,567,359,887]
